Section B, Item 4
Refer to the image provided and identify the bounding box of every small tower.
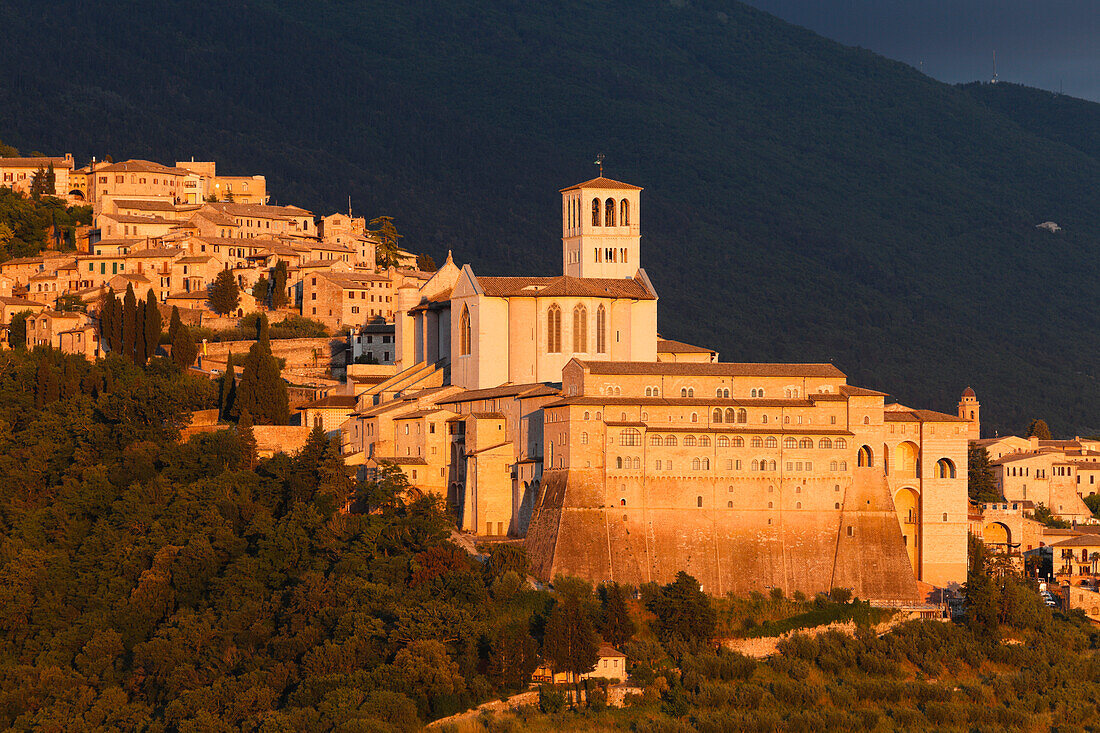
[560,176,642,279]
[958,387,980,441]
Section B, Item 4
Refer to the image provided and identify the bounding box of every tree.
[167,306,182,345]
[648,571,716,647]
[219,351,236,417]
[270,260,289,309]
[964,534,1000,640]
[237,409,257,469]
[142,290,161,363]
[542,594,599,693]
[416,252,437,271]
[208,270,240,316]
[1025,419,1052,440]
[488,620,539,690]
[1029,502,1070,529]
[370,215,403,269]
[122,284,137,362]
[171,323,198,369]
[252,275,269,307]
[968,444,999,502]
[100,289,123,354]
[234,337,288,425]
[9,309,31,350]
[598,582,636,647]
[29,166,48,198]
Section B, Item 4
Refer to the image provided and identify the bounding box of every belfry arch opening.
[857,445,873,468]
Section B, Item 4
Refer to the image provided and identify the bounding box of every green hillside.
[1,0,1098,436]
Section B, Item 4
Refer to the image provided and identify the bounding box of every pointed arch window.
[591,198,601,226]
[547,304,562,353]
[620,199,630,226]
[596,305,607,353]
[605,198,616,226]
[573,304,587,352]
[459,305,472,356]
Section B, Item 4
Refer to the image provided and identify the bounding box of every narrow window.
[459,305,472,355]
[547,304,562,352]
[591,198,601,226]
[573,304,588,352]
[596,305,607,353]
[620,198,630,225]
[605,198,616,226]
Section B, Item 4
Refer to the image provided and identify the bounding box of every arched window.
[700,436,711,447]
[697,496,703,507]
[633,457,641,469]
[936,458,957,479]
[835,438,847,449]
[573,304,587,352]
[665,436,677,446]
[701,458,710,470]
[762,415,769,424]
[591,198,601,226]
[733,436,744,447]
[692,458,701,470]
[717,436,730,447]
[621,428,641,446]
[596,306,607,353]
[799,438,813,449]
[713,408,723,423]
[765,437,778,448]
[616,457,623,469]
[725,408,736,422]
[857,445,873,467]
[681,388,688,397]
[546,304,562,352]
[687,388,694,397]
[645,387,653,396]
[769,460,777,471]
[459,305,472,356]
[684,436,697,446]
[819,437,833,449]
[737,408,747,423]
[691,412,698,423]
[581,432,589,445]
[752,460,760,471]
[751,437,763,448]
[605,198,616,226]
[830,461,838,471]
[783,437,798,449]
[620,198,630,226]
[863,416,870,425]
[650,435,663,446]
[583,411,590,420]
[651,386,659,397]
[728,501,733,508]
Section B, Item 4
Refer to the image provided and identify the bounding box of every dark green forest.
[3,345,1098,732]
[1,0,1098,436]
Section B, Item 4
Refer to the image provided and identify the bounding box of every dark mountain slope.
[1,0,1098,435]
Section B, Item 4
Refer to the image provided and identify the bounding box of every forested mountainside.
[2,0,1099,436]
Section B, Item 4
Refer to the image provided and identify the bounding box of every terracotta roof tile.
[559,176,643,192]
[577,361,846,378]
[657,338,715,354]
[476,275,655,300]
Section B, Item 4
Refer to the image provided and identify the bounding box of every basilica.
[341,175,972,598]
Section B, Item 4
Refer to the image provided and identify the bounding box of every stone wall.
[525,466,920,601]
[199,337,346,370]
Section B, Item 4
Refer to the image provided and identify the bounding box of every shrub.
[538,686,565,714]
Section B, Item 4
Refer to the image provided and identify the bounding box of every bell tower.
[560,173,642,279]
[958,387,980,441]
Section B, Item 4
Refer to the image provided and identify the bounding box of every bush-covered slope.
[1,0,1098,435]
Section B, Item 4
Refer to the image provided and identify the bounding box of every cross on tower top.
[594,153,604,177]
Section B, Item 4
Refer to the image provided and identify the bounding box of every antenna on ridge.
[991,50,998,84]
[594,153,605,177]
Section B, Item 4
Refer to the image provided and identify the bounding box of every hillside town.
[3,152,1100,618]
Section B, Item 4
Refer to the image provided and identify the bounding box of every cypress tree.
[122,284,137,363]
[237,409,258,469]
[257,312,271,349]
[135,298,146,365]
[1025,419,1052,440]
[143,290,161,362]
[172,323,198,369]
[219,351,237,417]
[271,260,288,309]
[252,276,269,308]
[168,306,182,344]
[208,270,240,315]
[236,339,288,425]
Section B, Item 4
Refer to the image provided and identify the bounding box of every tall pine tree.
[143,290,161,362]
[168,305,182,344]
[237,409,258,469]
[271,260,289,309]
[122,284,137,363]
[235,339,288,425]
[172,323,198,369]
[219,351,236,417]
